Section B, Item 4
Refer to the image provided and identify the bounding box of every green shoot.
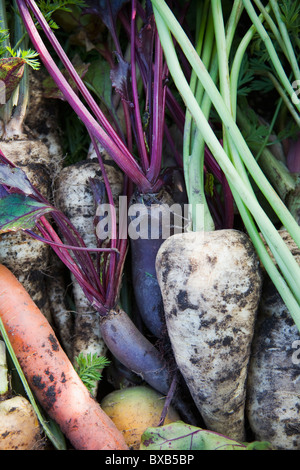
[36,0,87,29]
[5,46,40,69]
[75,352,110,393]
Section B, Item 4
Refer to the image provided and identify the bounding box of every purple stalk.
[148,30,166,183]
[131,0,150,173]
[16,0,153,193]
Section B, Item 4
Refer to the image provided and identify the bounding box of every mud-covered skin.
[0,140,53,320]
[0,396,43,450]
[246,234,300,450]
[0,269,128,450]
[156,229,262,442]
[55,161,123,372]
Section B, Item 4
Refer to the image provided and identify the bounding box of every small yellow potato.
[101,385,180,449]
[0,396,42,450]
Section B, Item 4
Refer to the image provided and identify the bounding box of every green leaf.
[74,352,110,393]
[42,62,90,100]
[245,441,273,450]
[6,48,40,70]
[0,194,55,233]
[140,422,248,450]
[84,58,112,104]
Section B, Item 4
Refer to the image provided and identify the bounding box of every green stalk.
[263,71,300,127]
[229,7,268,118]
[211,0,300,306]
[5,0,31,136]
[151,0,300,245]
[252,0,288,56]
[269,0,300,82]
[236,106,297,201]
[151,1,300,328]
[0,0,13,125]
[184,0,245,232]
[183,3,215,232]
[241,0,300,112]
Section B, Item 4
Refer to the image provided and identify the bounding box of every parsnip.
[54,160,123,377]
[0,68,64,324]
[25,69,64,183]
[46,257,74,359]
[0,139,53,321]
[156,229,262,441]
[246,230,300,450]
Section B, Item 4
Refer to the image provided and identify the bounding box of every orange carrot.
[0,264,128,451]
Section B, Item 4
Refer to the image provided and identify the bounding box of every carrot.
[0,264,128,450]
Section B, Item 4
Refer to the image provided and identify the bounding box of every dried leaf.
[0,57,26,105]
[110,53,133,106]
[0,164,38,197]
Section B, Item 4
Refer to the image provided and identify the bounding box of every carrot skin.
[0,264,128,450]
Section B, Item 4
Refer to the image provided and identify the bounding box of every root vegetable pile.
[0,264,128,450]
[0,0,299,453]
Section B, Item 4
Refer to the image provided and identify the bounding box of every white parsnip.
[0,139,53,321]
[54,160,123,385]
[0,69,64,323]
[246,230,300,450]
[46,257,74,359]
[156,229,262,442]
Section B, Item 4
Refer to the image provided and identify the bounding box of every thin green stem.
[264,71,300,127]
[230,7,267,118]
[5,1,31,136]
[183,2,214,232]
[152,0,300,247]
[252,0,288,56]
[232,190,300,329]
[242,0,300,112]
[0,0,13,125]
[269,0,300,82]
[152,2,300,325]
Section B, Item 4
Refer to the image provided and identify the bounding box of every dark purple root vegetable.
[99,306,170,394]
[128,187,183,337]
[99,305,200,425]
